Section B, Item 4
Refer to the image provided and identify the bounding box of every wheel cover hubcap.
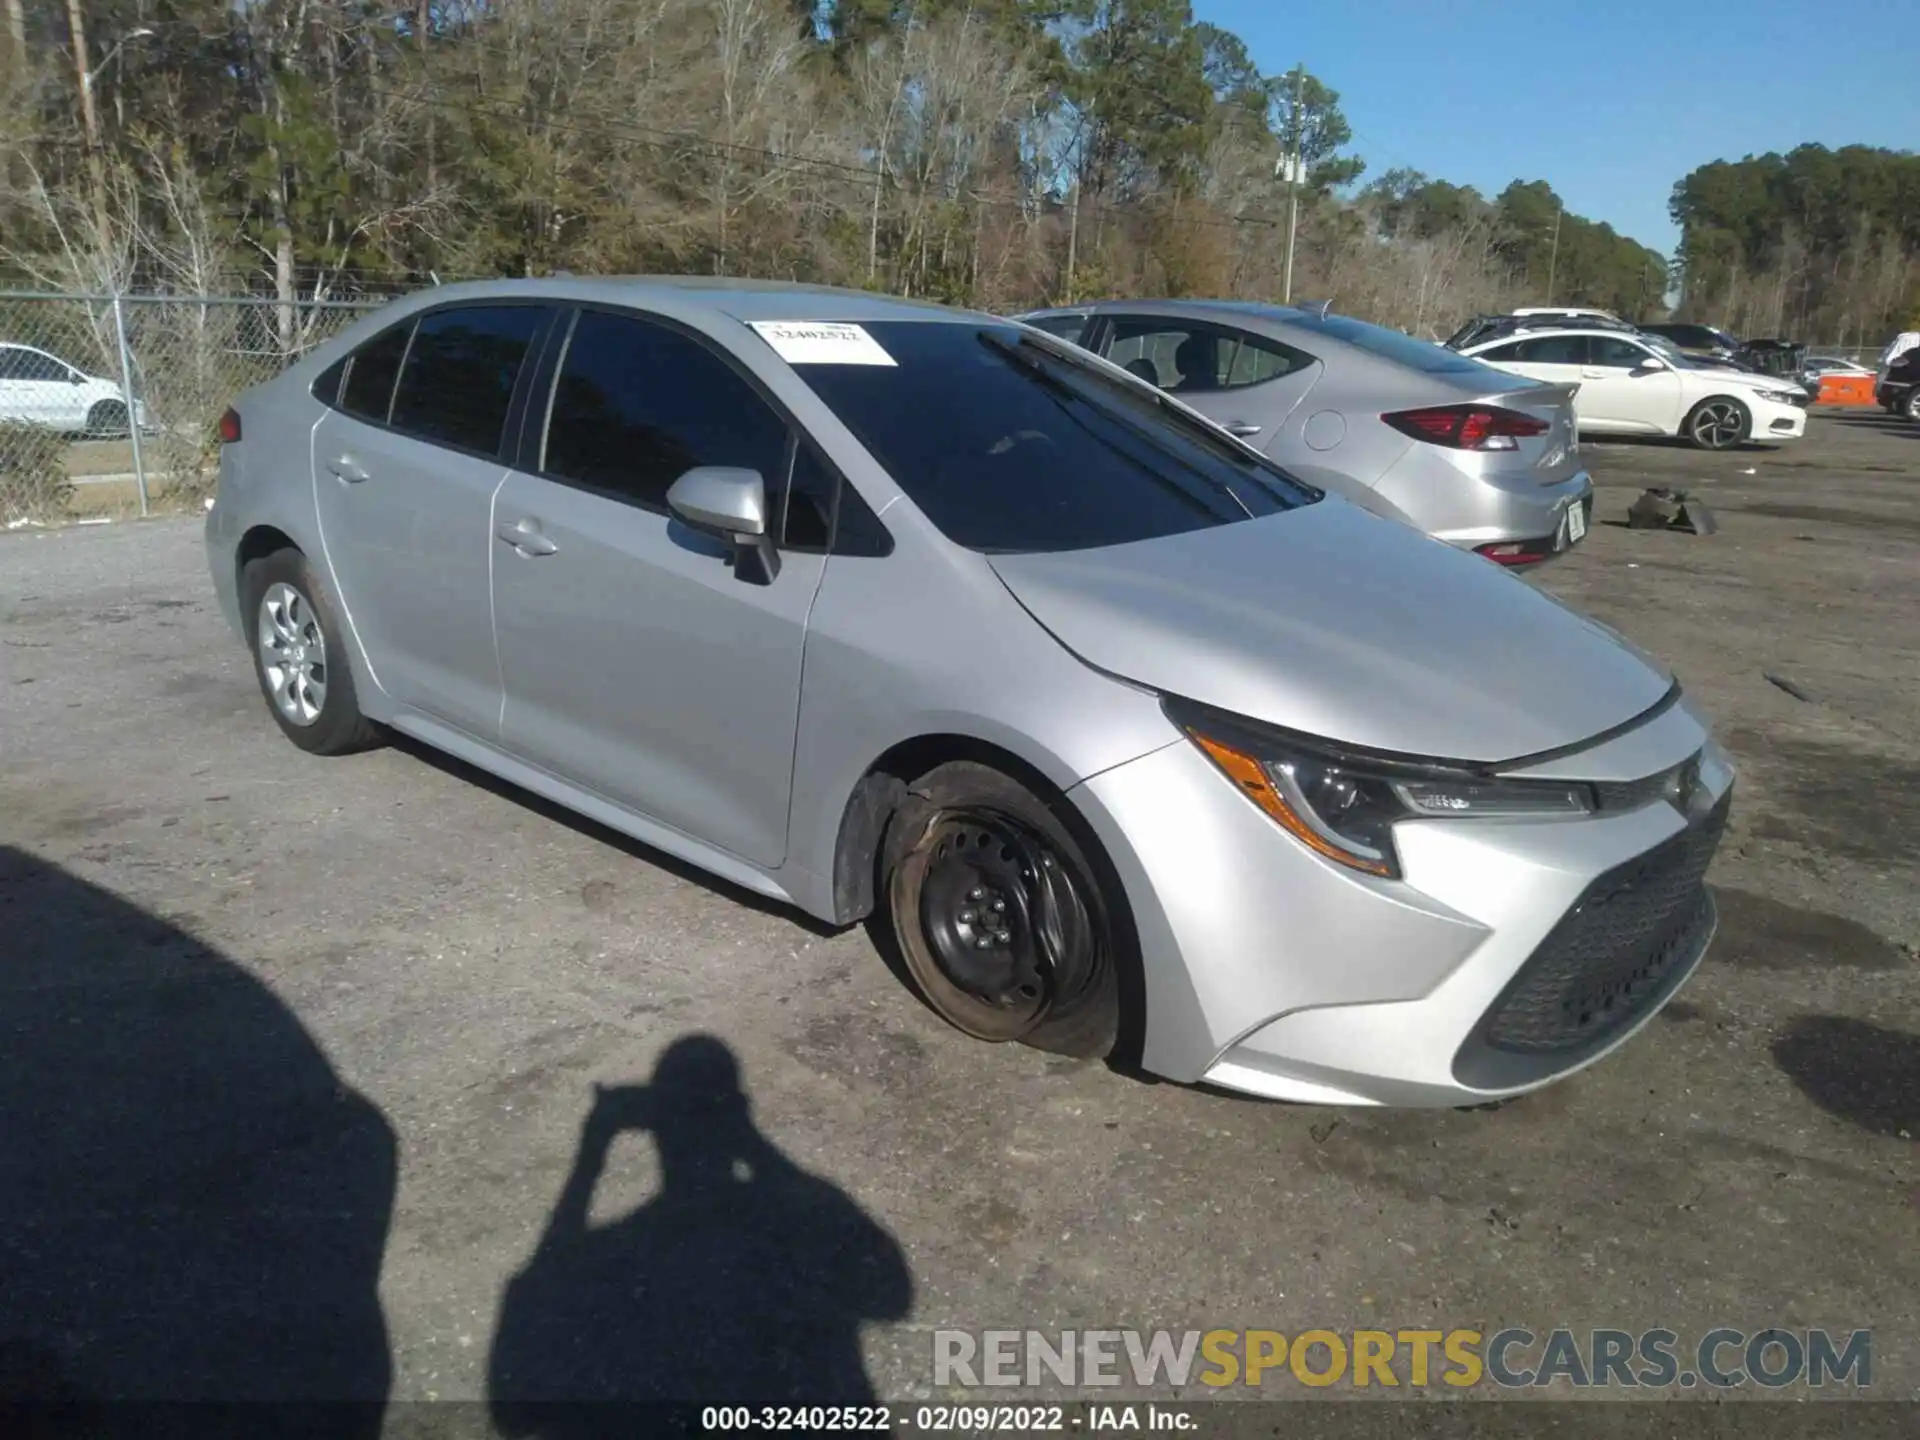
[917,810,1097,1017]
[257,582,327,726]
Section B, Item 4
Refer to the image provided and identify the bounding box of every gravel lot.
[2,410,1916,1422]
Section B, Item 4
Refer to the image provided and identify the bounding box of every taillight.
[1383,405,1550,451]
[217,407,242,444]
[1476,540,1550,567]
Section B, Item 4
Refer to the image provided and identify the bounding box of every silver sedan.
[1016,299,1594,567]
[206,278,1731,1106]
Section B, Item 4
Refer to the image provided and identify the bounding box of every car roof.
[384,275,986,326]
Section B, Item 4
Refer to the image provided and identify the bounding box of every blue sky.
[1199,0,1920,258]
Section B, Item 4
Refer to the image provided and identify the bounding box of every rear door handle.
[496,517,558,557]
[327,454,370,484]
[1222,421,1263,438]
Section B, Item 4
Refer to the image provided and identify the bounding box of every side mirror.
[70,372,86,385]
[1633,358,1668,375]
[666,465,780,584]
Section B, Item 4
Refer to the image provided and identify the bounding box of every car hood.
[988,501,1674,764]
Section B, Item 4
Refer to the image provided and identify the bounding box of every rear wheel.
[1904,389,1920,422]
[1683,396,1750,450]
[881,761,1120,1059]
[241,548,382,755]
[84,400,128,439]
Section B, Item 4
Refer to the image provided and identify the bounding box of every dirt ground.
[1,409,1915,1426]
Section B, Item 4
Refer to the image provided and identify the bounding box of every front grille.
[1453,790,1730,1088]
[1593,753,1698,814]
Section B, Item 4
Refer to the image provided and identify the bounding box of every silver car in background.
[1017,299,1594,567]
[206,278,1731,1107]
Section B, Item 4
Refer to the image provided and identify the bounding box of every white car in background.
[0,342,149,437]
[1460,328,1809,450]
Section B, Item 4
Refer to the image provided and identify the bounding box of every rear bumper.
[1425,467,1594,555]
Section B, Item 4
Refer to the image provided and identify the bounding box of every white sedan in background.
[0,342,149,437]
[1461,329,1808,451]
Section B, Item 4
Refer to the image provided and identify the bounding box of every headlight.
[1755,388,1803,405]
[1167,700,1592,878]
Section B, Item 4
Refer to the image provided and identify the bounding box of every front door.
[310,303,553,739]
[1578,335,1687,434]
[490,307,825,868]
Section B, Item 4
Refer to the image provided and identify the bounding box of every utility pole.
[64,0,110,243]
[1281,63,1304,304]
[1544,201,1562,305]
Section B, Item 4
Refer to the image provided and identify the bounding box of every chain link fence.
[0,293,379,527]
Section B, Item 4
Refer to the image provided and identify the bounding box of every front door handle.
[496,518,559,557]
[328,454,370,484]
[1579,369,1608,379]
[1222,421,1263,438]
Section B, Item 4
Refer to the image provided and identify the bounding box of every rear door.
[1095,315,1319,446]
[310,302,554,738]
[1473,334,1608,426]
[489,306,829,868]
[1578,334,1686,433]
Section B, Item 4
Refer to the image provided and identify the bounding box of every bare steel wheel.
[258,582,328,726]
[882,761,1121,1058]
[1684,397,1750,450]
[241,548,382,755]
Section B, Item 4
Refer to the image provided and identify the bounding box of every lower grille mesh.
[1475,792,1730,1059]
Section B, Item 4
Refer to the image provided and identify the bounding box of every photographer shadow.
[489,1035,913,1433]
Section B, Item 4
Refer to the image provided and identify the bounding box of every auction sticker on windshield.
[749,320,897,367]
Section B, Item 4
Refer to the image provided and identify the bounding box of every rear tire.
[1683,396,1750,450]
[880,761,1121,1060]
[1904,390,1920,422]
[84,400,128,439]
[240,548,382,756]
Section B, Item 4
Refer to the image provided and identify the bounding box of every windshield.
[1641,335,1696,368]
[780,321,1318,555]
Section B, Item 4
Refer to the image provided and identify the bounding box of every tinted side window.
[1101,319,1306,394]
[542,310,789,509]
[1222,332,1311,387]
[312,357,346,406]
[1591,337,1651,368]
[390,306,547,455]
[339,321,413,423]
[1478,341,1526,362]
[781,441,834,551]
[1514,335,1589,365]
[3,348,69,381]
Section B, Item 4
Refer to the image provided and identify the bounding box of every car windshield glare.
[781,320,1318,555]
